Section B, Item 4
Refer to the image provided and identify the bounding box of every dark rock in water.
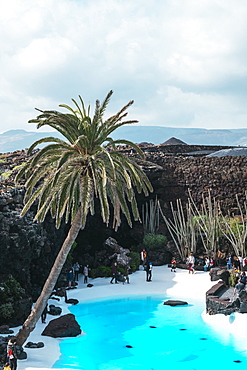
[163,300,188,306]
[41,313,81,338]
[233,360,242,363]
[48,305,62,316]
[200,338,207,340]
[149,326,157,328]
[126,345,133,348]
[179,328,187,331]
[87,284,94,287]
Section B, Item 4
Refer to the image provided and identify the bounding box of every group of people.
[109,249,154,285]
[226,254,247,271]
[110,262,130,284]
[203,257,215,272]
[67,262,90,287]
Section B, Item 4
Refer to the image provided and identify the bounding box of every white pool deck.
[15,266,247,370]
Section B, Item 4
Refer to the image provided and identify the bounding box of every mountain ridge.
[1,126,247,153]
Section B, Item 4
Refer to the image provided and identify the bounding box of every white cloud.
[1,0,247,133]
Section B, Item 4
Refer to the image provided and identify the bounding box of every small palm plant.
[15,90,153,345]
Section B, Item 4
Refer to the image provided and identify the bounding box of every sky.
[1,0,247,133]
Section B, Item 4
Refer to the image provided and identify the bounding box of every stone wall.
[144,152,247,214]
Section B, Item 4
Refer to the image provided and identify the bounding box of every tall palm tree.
[15,90,153,345]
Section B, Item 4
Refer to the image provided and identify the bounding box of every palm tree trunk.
[16,208,82,346]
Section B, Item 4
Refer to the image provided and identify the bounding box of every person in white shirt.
[187,253,195,274]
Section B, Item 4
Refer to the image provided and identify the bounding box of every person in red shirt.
[171,257,176,272]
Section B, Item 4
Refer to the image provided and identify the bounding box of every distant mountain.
[0,130,63,153]
[112,126,247,146]
[1,127,247,153]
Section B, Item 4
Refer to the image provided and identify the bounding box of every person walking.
[187,253,195,274]
[7,337,18,370]
[110,262,118,284]
[83,265,89,284]
[146,262,153,281]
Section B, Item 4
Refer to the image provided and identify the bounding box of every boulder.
[65,298,79,305]
[163,300,188,306]
[239,302,247,313]
[209,268,229,282]
[218,270,230,285]
[239,290,247,303]
[41,313,81,338]
[48,305,62,316]
[0,325,14,334]
[25,341,44,348]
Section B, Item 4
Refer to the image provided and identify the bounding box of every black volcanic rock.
[41,314,81,338]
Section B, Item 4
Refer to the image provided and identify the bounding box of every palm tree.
[15,90,153,345]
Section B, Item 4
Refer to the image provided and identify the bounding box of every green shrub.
[130,251,140,271]
[129,245,140,253]
[143,233,167,251]
[90,266,112,278]
[0,302,14,319]
[2,276,25,301]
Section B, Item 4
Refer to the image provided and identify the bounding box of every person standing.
[238,256,243,270]
[7,337,18,370]
[146,262,152,281]
[124,265,130,284]
[41,303,48,324]
[171,257,176,272]
[141,249,147,269]
[227,254,232,269]
[110,262,118,284]
[187,253,195,274]
[73,262,81,281]
[83,265,89,284]
[67,269,74,288]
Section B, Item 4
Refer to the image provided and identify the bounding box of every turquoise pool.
[53,295,246,369]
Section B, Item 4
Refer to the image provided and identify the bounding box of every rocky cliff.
[0,145,247,325]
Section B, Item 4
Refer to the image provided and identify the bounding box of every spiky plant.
[15,90,152,345]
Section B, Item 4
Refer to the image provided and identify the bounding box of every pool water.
[53,295,247,369]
